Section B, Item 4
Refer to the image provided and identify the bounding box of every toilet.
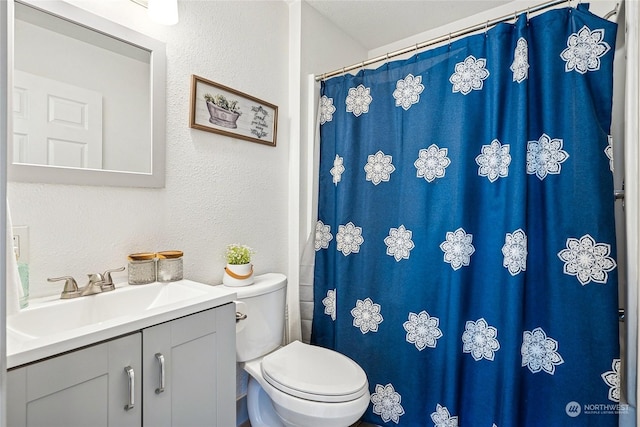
[224,273,370,427]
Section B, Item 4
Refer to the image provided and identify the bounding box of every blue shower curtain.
[312,5,620,426]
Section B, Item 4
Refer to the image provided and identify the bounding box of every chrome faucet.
[80,273,106,297]
[48,266,125,299]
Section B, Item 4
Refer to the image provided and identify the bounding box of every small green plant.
[225,244,255,265]
[204,93,242,115]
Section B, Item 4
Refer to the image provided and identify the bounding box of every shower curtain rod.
[315,0,616,82]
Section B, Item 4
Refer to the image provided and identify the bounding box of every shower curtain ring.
[415,43,419,52]
[485,20,489,36]
[448,33,452,46]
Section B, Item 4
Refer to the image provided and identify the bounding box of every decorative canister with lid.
[157,250,183,282]
[128,252,156,285]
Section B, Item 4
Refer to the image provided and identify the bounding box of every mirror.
[9,0,166,187]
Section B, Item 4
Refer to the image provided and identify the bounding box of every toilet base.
[247,377,284,427]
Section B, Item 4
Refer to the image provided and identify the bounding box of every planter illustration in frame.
[189,74,278,146]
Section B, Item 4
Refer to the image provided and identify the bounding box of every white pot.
[223,263,255,287]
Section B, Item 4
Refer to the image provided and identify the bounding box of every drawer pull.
[155,353,165,394]
[124,366,135,411]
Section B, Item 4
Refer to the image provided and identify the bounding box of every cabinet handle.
[124,366,135,411]
[155,353,165,394]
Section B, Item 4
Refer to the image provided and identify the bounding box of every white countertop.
[7,279,236,369]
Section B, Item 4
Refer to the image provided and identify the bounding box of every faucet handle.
[102,267,125,291]
[48,276,79,299]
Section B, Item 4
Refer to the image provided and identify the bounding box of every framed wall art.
[189,74,278,147]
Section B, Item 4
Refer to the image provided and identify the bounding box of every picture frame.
[189,74,278,147]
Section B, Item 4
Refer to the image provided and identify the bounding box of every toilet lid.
[261,341,368,403]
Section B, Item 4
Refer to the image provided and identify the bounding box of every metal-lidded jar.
[128,252,156,285]
[157,250,183,282]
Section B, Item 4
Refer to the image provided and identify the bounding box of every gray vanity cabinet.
[142,303,236,427]
[7,303,236,427]
[7,332,142,427]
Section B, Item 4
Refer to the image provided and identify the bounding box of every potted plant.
[223,244,255,286]
[204,93,242,129]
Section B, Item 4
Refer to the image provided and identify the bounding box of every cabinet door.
[143,304,235,427]
[7,332,142,427]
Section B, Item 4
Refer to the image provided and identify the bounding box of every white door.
[12,70,103,169]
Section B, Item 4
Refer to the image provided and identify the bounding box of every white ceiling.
[305,0,513,50]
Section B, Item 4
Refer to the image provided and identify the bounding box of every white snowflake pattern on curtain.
[315,220,332,251]
[345,84,372,116]
[335,222,364,256]
[351,297,383,333]
[384,225,415,261]
[393,74,425,110]
[557,234,617,285]
[431,404,458,427]
[403,310,443,351]
[319,95,336,124]
[605,135,614,172]
[526,133,569,180]
[601,359,621,402]
[449,55,490,95]
[521,327,564,375]
[322,289,336,320]
[440,228,475,270]
[414,144,451,182]
[476,139,511,182]
[331,154,345,185]
[364,151,396,185]
[502,229,527,276]
[370,383,405,424]
[561,26,611,74]
[462,318,500,361]
[510,37,529,83]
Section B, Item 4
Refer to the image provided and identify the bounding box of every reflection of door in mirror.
[13,1,151,173]
[13,70,103,168]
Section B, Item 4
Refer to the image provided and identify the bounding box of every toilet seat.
[261,341,368,403]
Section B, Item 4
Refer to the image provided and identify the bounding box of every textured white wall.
[8,0,290,298]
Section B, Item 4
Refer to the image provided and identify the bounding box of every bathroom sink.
[7,280,236,368]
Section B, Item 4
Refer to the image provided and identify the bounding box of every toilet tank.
[227,273,287,362]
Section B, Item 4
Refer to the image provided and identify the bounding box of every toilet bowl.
[245,340,370,427]
[224,273,370,427]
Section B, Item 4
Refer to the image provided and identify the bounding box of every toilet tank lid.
[223,273,286,298]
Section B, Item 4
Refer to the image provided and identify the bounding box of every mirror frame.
[9,0,166,188]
